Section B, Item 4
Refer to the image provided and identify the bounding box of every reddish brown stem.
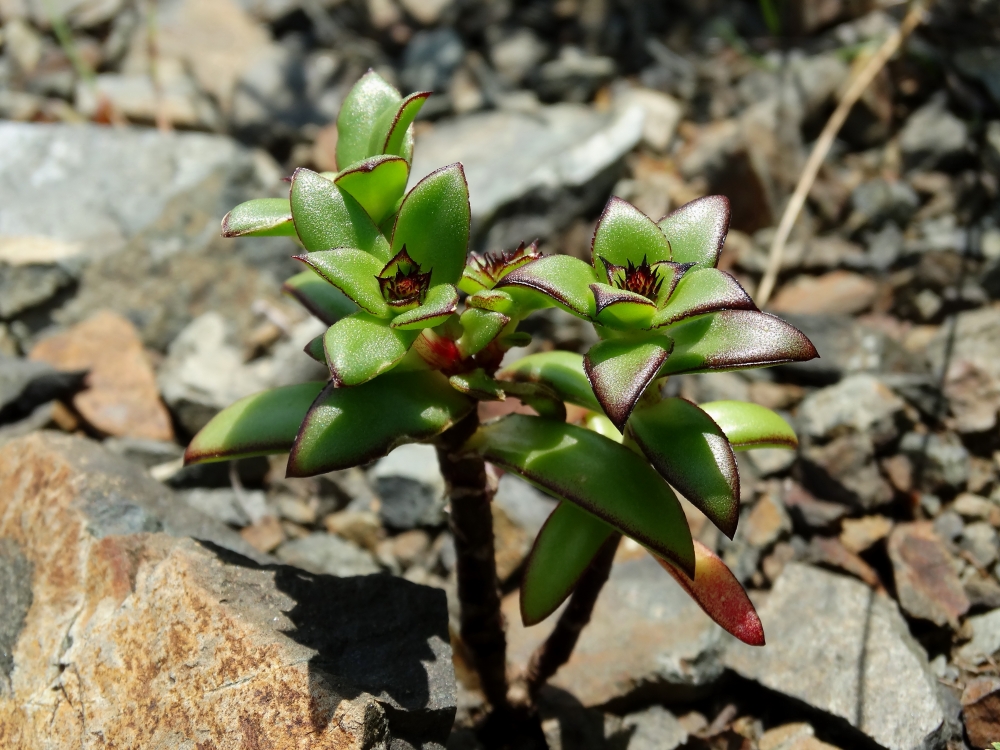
[436,412,510,710]
[525,533,620,697]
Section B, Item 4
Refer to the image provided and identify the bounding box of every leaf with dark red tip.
[467,414,694,575]
[185,382,325,465]
[334,155,409,226]
[584,337,673,429]
[592,197,672,281]
[660,310,818,376]
[336,70,402,170]
[222,198,295,237]
[497,350,600,412]
[288,371,473,477]
[590,283,656,329]
[497,255,598,318]
[449,369,505,400]
[521,502,616,625]
[381,91,431,160]
[655,540,765,646]
[323,312,419,386]
[699,400,798,450]
[390,283,458,330]
[651,267,756,328]
[657,195,730,268]
[282,270,358,325]
[458,308,510,357]
[296,249,390,318]
[629,397,740,538]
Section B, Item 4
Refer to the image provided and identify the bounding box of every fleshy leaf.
[657,195,730,268]
[222,198,294,238]
[498,381,567,420]
[497,255,598,318]
[660,310,818,376]
[336,70,402,170]
[629,397,740,538]
[584,337,673,429]
[324,312,419,386]
[290,168,391,260]
[699,400,798,450]
[390,164,470,286]
[466,289,514,313]
[592,197,673,281]
[458,308,510,358]
[382,91,431,159]
[655,540,765,646]
[521,502,615,625]
[304,334,325,363]
[185,382,325,464]
[390,283,459,330]
[282,270,359,325]
[497,350,600,412]
[467,414,695,575]
[334,155,409,226]
[652,267,756,328]
[296,248,390,318]
[590,283,656,329]
[288,371,473,477]
[449,369,505,400]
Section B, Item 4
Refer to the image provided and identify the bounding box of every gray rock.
[0,537,32,694]
[618,705,688,750]
[102,436,184,469]
[850,179,919,229]
[370,444,447,530]
[797,374,906,446]
[180,487,269,527]
[401,28,465,95]
[957,608,1000,666]
[961,522,999,568]
[490,28,548,85]
[899,95,970,170]
[0,261,75,318]
[493,473,558,538]
[954,47,1000,108]
[0,0,125,28]
[725,563,948,750]
[800,433,893,510]
[535,46,616,103]
[899,431,970,492]
[276,532,381,577]
[0,354,86,424]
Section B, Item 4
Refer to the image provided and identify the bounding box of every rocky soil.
[4,0,1000,748]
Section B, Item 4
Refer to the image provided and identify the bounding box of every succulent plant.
[185,71,818,718]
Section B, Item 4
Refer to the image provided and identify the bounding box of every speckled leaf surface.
[498,255,598,318]
[296,248,390,317]
[390,284,459,330]
[335,71,401,170]
[699,400,798,450]
[657,195,730,268]
[282,270,359,325]
[382,91,430,159]
[497,350,601,412]
[592,197,672,280]
[334,155,409,226]
[458,308,510,357]
[290,168,390,260]
[323,312,418,386]
[222,198,294,237]
[651,267,756,328]
[584,337,673,429]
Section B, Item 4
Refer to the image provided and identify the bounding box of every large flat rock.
[0,432,455,748]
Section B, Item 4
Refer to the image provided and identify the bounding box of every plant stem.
[524,532,620,697]
[436,411,510,711]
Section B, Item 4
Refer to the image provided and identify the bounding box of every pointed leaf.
[498,255,598,318]
[282,270,359,325]
[497,350,600,412]
[521,502,616,625]
[651,267,756,328]
[290,168,391,260]
[458,308,510,357]
[336,70,402,170]
[324,312,419,386]
[296,249,390,318]
[592,197,673,281]
[391,164,470,286]
[660,310,818,376]
[304,334,325,363]
[584,337,673,429]
[222,198,294,237]
[467,415,695,575]
[590,283,656,329]
[185,382,325,464]
[466,289,514,313]
[391,283,459,330]
[657,195,730,268]
[629,397,740,538]
[497,381,567,420]
[449,369,505,400]
[699,400,798,450]
[655,540,765,646]
[288,371,473,477]
[382,91,431,159]
[334,155,409,226]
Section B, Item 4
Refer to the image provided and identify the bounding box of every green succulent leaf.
[290,168,391,260]
[390,164,470,286]
[584,336,673,429]
[497,350,600,412]
[449,369,505,400]
[659,310,818,376]
[288,371,473,477]
[324,312,419,386]
[629,397,740,538]
[296,248,390,318]
[497,381,567,420]
[521,502,616,625]
[651,267,756,328]
[657,195,730,268]
[497,255,598,318]
[699,400,798,450]
[222,197,295,238]
[468,414,695,575]
[282,270,359,325]
[336,71,402,170]
[390,283,459,330]
[184,382,325,464]
[655,540,765,646]
[466,289,514,313]
[303,334,325,363]
[381,91,431,160]
[334,155,409,226]
[590,283,656,329]
[458,308,510,357]
[592,197,673,281]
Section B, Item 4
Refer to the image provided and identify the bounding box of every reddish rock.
[840,515,893,554]
[770,271,878,316]
[30,310,174,441]
[744,491,792,549]
[962,677,1000,748]
[809,537,882,590]
[888,522,969,628]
